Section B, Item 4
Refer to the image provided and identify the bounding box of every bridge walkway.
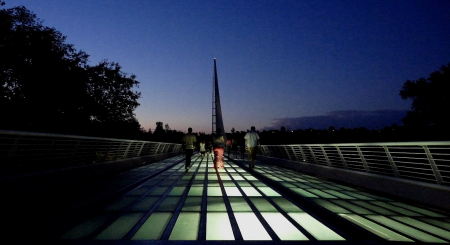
[7,153,450,244]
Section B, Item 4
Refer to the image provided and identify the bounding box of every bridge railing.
[0,130,183,178]
[260,141,450,186]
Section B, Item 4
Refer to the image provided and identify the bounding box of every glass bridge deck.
[54,154,450,243]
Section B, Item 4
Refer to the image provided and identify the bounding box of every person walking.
[199,140,206,159]
[182,127,197,170]
[244,126,260,169]
[212,127,225,169]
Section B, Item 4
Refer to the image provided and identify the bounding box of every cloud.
[265,110,408,131]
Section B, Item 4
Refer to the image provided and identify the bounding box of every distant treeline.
[256,125,449,145]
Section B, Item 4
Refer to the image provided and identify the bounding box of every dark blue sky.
[6,0,450,132]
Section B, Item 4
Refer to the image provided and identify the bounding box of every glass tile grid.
[223,160,344,241]
[252,160,450,242]
[60,156,192,240]
[60,154,450,242]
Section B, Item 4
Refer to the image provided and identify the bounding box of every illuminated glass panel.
[208,174,218,180]
[261,213,309,241]
[313,199,350,213]
[367,215,446,242]
[307,189,337,198]
[250,197,277,212]
[320,183,344,190]
[131,196,159,211]
[392,216,450,240]
[168,187,186,196]
[331,200,374,215]
[323,190,355,199]
[341,191,375,200]
[128,186,150,196]
[371,202,420,216]
[419,218,450,230]
[149,187,170,195]
[250,181,266,187]
[234,213,272,240]
[188,187,203,196]
[293,183,310,189]
[241,187,262,196]
[271,198,304,212]
[229,197,252,211]
[290,188,317,198]
[95,212,144,240]
[359,193,392,201]
[288,213,345,241]
[195,175,205,181]
[207,187,223,196]
[182,197,202,211]
[339,214,412,241]
[222,181,236,187]
[224,187,242,196]
[268,176,283,181]
[236,181,251,187]
[104,196,138,211]
[220,175,232,180]
[156,197,181,211]
[392,202,447,217]
[169,212,200,240]
[280,182,296,188]
[292,177,308,182]
[131,212,173,240]
[182,175,192,180]
[231,176,245,181]
[206,212,235,240]
[245,176,258,181]
[351,200,397,215]
[60,213,115,239]
[207,196,227,211]
[257,187,281,197]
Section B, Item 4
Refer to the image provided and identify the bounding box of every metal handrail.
[260,141,450,186]
[0,130,183,177]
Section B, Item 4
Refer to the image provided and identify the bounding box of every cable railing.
[0,130,183,178]
[260,141,450,186]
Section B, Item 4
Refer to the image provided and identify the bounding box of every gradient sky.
[5,0,450,133]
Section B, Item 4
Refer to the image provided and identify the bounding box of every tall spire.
[212,58,226,138]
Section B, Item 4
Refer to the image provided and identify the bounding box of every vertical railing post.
[137,142,145,157]
[423,145,443,185]
[383,145,400,177]
[283,146,291,160]
[308,146,318,164]
[298,146,307,162]
[335,146,348,169]
[123,142,132,159]
[320,146,332,166]
[289,146,299,161]
[356,146,369,172]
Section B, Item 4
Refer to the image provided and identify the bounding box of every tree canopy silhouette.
[0,2,141,137]
[400,63,450,128]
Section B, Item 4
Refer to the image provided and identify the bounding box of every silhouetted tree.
[0,3,90,132]
[87,60,140,124]
[154,122,164,134]
[400,63,450,128]
[0,2,142,137]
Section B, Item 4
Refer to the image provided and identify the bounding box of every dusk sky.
[5,0,450,133]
